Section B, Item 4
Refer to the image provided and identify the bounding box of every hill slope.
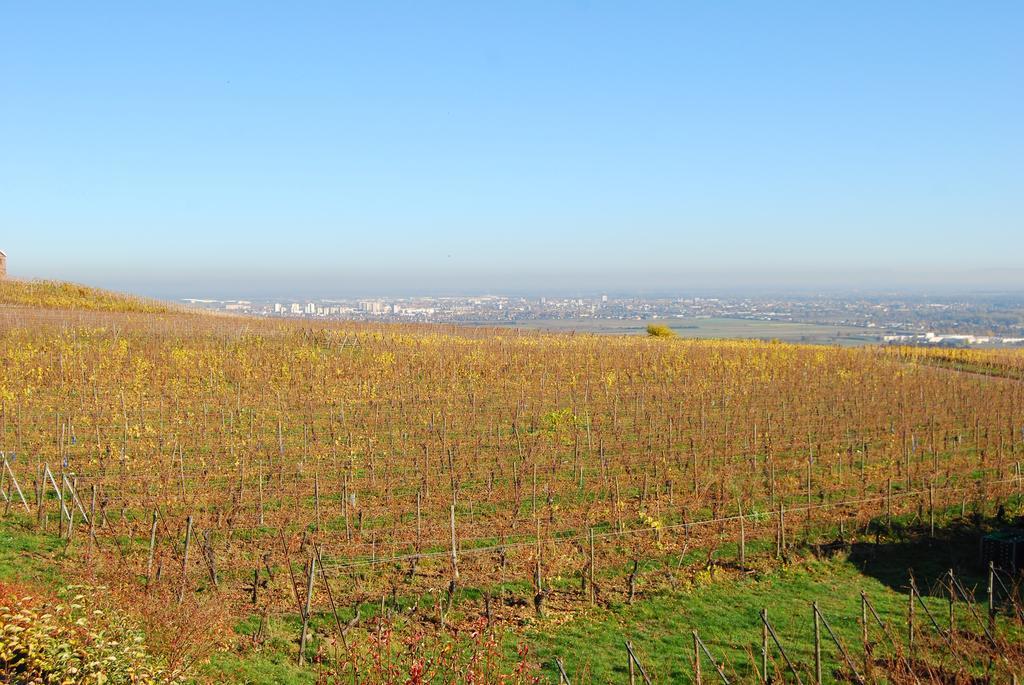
[0,278,175,313]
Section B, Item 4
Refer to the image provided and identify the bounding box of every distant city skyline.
[179,291,1024,347]
[3,2,1022,295]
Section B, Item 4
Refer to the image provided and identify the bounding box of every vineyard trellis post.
[860,592,871,681]
[87,484,96,559]
[761,608,769,683]
[177,515,193,605]
[449,504,459,581]
[694,630,702,685]
[990,564,1024,624]
[813,602,822,685]
[907,578,915,661]
[886,478,892,526]
[297,551,316,666]
[738,498,746,571]
[862,591,915,676]
[624,640,652,685]
[589,526,596,605]
[947,569,955,635]
[556,656,571,685]
[813,601,863,683]
[988,561,996,636]
[146,510,158,586]
[760,606,804,685]
[950,571,996,645]
[65,492,75,543]
[65,476,89,524]
[1,454,29,513]
[909,574,957,656]
[693,630,729,684]
[35,464,44,528]
[58,470,65,538]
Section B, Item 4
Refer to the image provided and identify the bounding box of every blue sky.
[1,2,1022,297]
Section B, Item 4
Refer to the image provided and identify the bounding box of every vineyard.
[1,283,1023,683]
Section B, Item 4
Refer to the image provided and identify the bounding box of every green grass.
[520,520,1024,683]
[202,632,317,685]
[0,515,64,586]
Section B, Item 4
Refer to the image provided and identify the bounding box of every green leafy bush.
[0,583,179,684]
[645,323,677,337]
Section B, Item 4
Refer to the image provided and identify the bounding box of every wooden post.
[813,602,822,685]
[806,458,812,527]
[948,569,955,635]
[1,458,29,514]
[203,530,219,587]
[929,481,935,537]
[178,444,186,500]
[556,657,572,685]
[314,471,321,533]
[58,472,66,539]
[36,465,44,529]
[416,489,422,548]
[738,499,746,571]
[779,502,786,558]
[627,641,636,685]
[761,608,769,682]
[988,561,996,636]
[886,478,892,526]
[258,463,264,526]
[534,517,545,617]
[693,631,702,685]
[2,478,11,520]
[298,552,316,665]
[907,583,915,660]
[66,494,76,542]
[761,610,804,685]
[861,592,868,645]
[861,591,870,679]
[449,504,459,581]
[532,464,537,515]
[146,510,158,586]
[87,485,96,559]
[177,515,193,605]
[589,526,596,605]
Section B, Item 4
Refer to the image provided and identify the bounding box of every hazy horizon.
[3,2,1022,296]
[101,266,1024,303]
[7,258,1024,303]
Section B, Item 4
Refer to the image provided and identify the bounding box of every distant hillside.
[0,278,177,313]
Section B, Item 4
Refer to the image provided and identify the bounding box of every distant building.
[0,249,6,278]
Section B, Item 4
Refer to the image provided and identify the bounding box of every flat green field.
[489,318,881,346]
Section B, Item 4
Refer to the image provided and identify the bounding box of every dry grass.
[0,278,177,313]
